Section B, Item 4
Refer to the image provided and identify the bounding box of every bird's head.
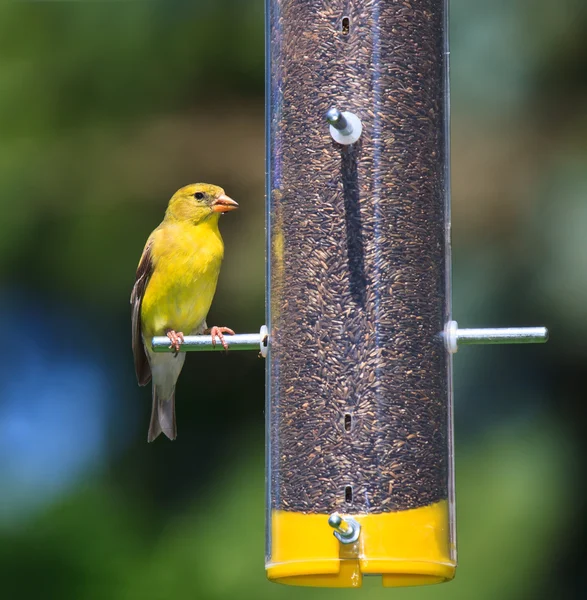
[165,183,238,224]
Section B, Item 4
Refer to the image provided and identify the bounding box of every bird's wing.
[131,240,154,386]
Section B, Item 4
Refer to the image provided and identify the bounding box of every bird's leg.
[204,326,235,351]
[166,330,185,356]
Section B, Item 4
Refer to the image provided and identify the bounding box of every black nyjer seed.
[267,0,451,515]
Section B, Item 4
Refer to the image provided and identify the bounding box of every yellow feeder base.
[266,500,455,588]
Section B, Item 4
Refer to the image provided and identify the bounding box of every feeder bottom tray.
[267,500,455,588]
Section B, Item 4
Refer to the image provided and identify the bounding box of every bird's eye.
[194,192,204,200]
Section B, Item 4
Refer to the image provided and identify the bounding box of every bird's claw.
[205,326,235,351]
[166,330,185,356]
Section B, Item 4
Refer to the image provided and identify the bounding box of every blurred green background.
[0,0,585,598]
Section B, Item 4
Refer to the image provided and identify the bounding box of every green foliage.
[0,0,585,598]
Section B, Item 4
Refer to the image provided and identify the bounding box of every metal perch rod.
[152,326,268,355]
[445,321,548,353]
[151,324,547,354]
[457,327,548,345]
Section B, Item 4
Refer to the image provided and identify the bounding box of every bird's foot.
[166,330,185,356]
[204,326,235,351]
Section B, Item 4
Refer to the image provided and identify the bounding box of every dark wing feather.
[131,241,154,386]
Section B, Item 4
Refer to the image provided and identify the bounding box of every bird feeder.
[262,0,546,589]
[152,0,548,589]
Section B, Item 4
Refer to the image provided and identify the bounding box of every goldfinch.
[131,183,238,442]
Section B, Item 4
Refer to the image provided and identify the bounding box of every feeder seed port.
[152,323,547,356]
[328,513,361,544]
[326,107,363,145]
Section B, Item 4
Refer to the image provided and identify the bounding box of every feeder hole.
[345,486,353,503]
[341,16,350,35]
[344,413,352,432]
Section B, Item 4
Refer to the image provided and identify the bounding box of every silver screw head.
[327,512,361,544]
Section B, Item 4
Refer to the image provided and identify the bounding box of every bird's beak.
[212,194,239,213]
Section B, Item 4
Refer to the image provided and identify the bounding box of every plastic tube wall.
[266,0,454,588]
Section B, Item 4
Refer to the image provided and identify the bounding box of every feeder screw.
[326,108,362,145]
[328,512,361,544]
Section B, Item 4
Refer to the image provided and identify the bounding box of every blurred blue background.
[0,0,584,598]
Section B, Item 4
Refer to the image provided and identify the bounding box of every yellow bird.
[131,183,238,442]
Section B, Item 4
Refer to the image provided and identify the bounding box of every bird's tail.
[148,385,177,442]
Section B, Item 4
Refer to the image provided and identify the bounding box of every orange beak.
[212,194,239,213]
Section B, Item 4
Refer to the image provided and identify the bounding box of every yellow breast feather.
[141,219,224,337]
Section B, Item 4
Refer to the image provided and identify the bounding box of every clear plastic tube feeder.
[266,0,454,588]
